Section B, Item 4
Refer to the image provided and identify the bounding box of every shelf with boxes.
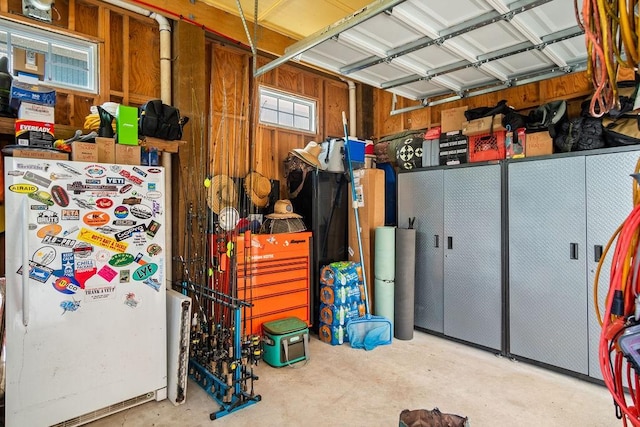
[423,105,555,168]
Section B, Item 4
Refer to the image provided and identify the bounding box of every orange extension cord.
[597,159,640,426]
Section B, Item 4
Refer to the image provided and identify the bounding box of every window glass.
[0,19,97,93]
[258,86,317,133]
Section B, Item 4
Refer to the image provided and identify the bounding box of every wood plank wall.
[207,43,349,198]
[372,72,594,139]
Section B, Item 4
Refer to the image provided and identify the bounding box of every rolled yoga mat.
[375,226,396,281]
[394,228,416,340]
[374,226,396,333]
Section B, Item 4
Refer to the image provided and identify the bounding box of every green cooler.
[262,317,309,367]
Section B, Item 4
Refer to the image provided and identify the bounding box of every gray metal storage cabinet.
[586,151,639,379]
[508,156,588,374]
[398,164,502,351]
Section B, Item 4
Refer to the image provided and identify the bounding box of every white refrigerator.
[3,156,167,426]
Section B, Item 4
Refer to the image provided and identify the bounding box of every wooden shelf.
[139,136,187,153]
[1,118,185,153]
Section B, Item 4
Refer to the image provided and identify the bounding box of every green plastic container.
[262,317,309,367]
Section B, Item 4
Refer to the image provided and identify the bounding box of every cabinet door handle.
[447,236,453,250]
[594,245,603,262]
[434,235,440,248]
[570,243,579,260]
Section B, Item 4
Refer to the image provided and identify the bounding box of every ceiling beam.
[127,0,298,56]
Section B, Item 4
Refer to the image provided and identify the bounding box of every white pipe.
[347,80,356,137]
[103,0,173,285]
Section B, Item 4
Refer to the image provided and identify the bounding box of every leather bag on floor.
[399,408,469,427]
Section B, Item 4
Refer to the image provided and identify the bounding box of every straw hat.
[266,199,302,219]
[291,141,322,168]
[206,174,238,214]
[244,171,271,208]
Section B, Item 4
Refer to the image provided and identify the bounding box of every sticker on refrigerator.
[41,235,76,248]
[32,246,56,265]
[73,242,93,258]
[147,243,162,256]
[37,210,59,224]
[17,162,49,172]
[133,263,158,281]
[142,277,161,292]
[118,169,143,186]
[110,253,134,267]
[36,224,62,238]
[83,211,110,227]
[114,224,146,242]
[130,205,152,220]
[124,293,139,308]
[53,276,80,295]
[119,270,130,283]
[113,206,129,219]
[28,191,53,206]
[133,232,147,247]
[84,285,116,301]
[95,198,113,209]
[146,221,161,238]
[95,250,110,262]
[77,228,129,253]
[60,298,81,314]
[49,172,73,180]
[56,162,82,175]
[97,265,118,282]
[145,191,162,200]
[9,183,37,194]
[84,164,107,178]
[61,209,80,221]
[23,171,52,188]
[51,185,70,207]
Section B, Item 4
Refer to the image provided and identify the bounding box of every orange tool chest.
[236,231,312,335]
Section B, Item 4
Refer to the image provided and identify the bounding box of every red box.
[468,131,506,163]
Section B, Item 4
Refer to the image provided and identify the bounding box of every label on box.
[15,120,55,148]
[18,102,55,122]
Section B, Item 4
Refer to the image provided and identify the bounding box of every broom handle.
[342,111,370,316]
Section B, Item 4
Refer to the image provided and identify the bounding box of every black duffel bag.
[138,99,189,140]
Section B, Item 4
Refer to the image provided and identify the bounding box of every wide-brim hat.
[266,199,302,219]
[291,141,322,168]
[207,174,238,214]
[244,171,271,208]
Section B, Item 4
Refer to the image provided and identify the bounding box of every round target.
[399,144,415,162]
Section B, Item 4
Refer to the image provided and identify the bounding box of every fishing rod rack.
[182,243,262,420]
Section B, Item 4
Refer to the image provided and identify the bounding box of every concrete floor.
[88,331,619,427]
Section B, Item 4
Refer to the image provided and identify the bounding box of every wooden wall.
[207,43,349,197]
[372,71,593,139]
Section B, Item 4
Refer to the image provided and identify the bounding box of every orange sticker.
[83,211,110,227]
[37,224,63,238]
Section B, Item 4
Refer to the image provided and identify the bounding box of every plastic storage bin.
[468,131,506,162]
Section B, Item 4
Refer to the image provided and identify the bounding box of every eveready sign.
[15,120,54,135]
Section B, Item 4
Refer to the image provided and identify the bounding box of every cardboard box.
[440,106,468,133]
[347,168,385,311]
[10,80,56,109]
[71,141,98,162]
[115,144,140,165]
[462,114,506,136]
[526,131,553,157]
[12,48,45,79]
[15,120,55,148]
[116,105,139,145]
[12,148,69,161]
[96,137,116,163]
[18,101,55,122]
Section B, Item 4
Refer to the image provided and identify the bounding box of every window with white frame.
[0,19,98,93]
[258,86,317,133]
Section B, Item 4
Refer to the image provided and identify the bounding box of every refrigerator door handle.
[22,197,30,327]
